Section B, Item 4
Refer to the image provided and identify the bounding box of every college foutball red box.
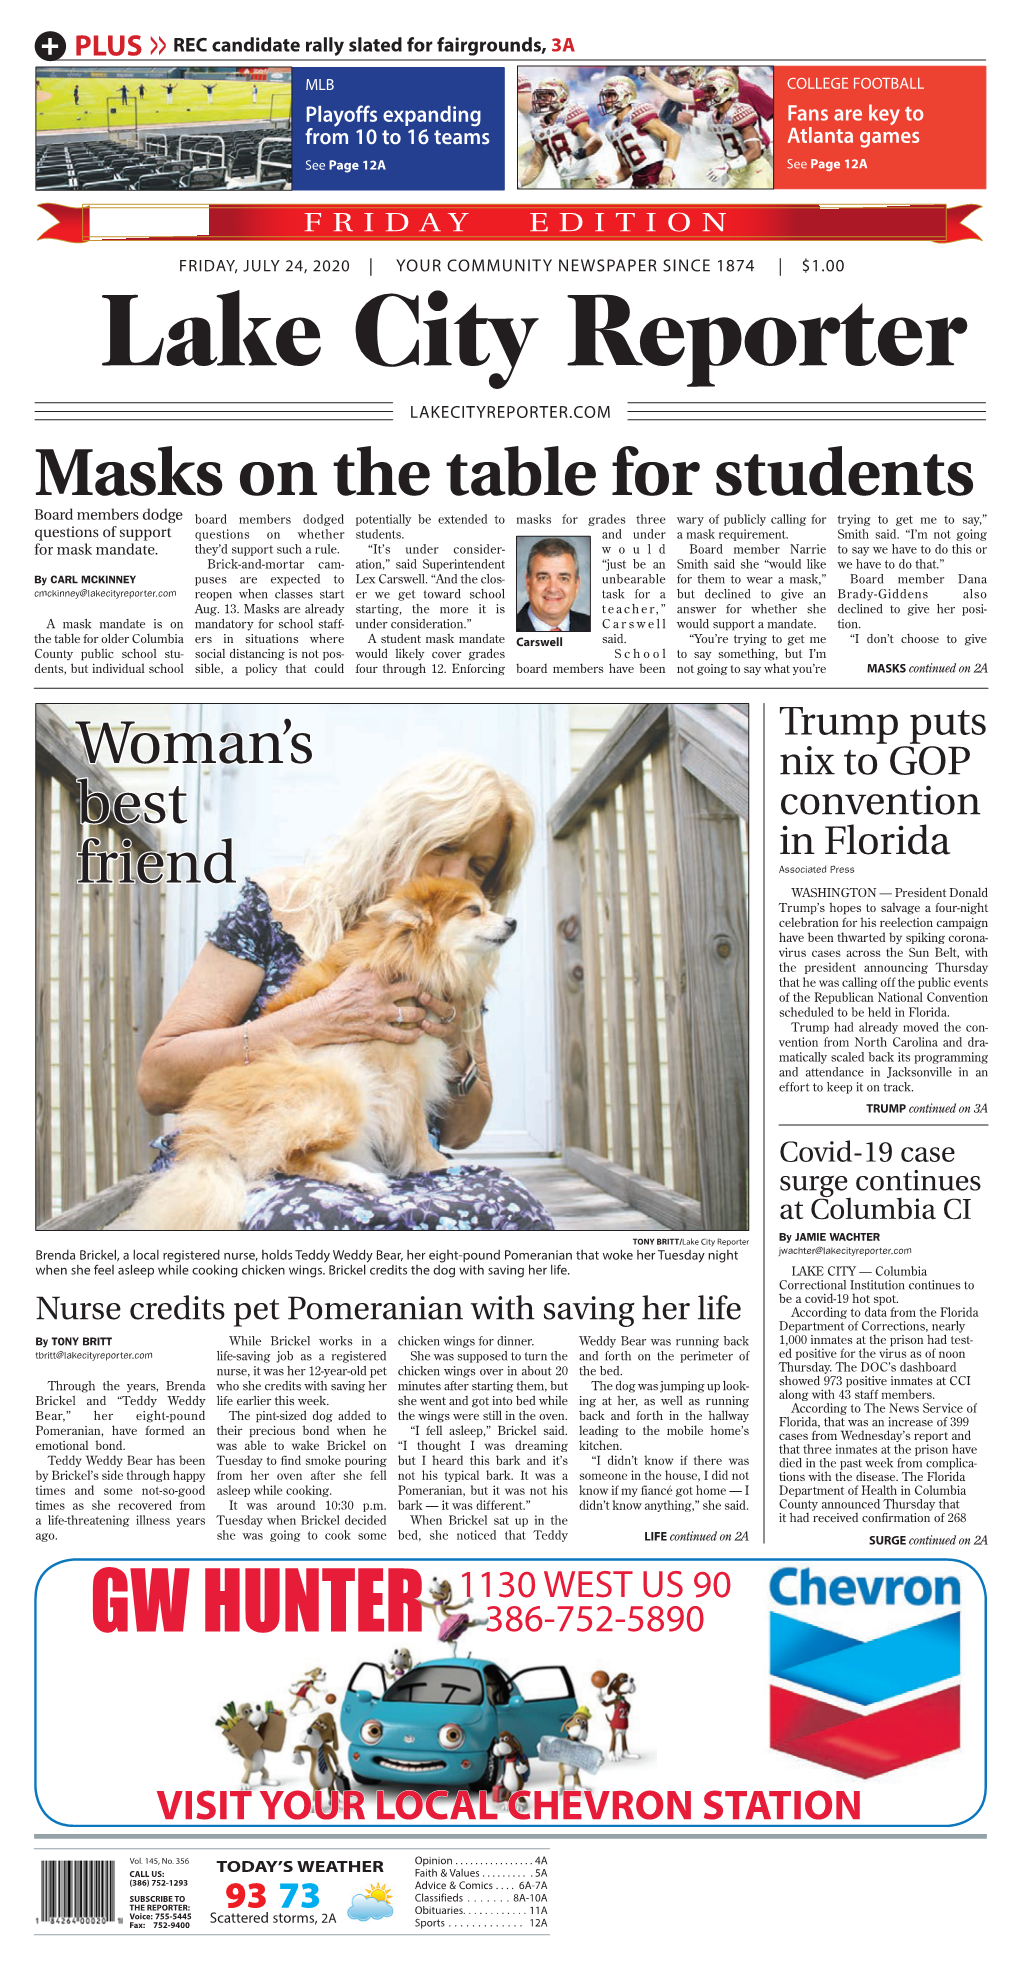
[773,66,985,191]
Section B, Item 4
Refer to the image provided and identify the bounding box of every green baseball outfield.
[36,73,291,132]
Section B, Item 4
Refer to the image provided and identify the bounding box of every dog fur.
[120,876,515,1230]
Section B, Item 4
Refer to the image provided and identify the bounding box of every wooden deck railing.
[548,703,749,1232]
[36,704,163,1227]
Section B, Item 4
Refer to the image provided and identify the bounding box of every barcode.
[40,1860,115,1924]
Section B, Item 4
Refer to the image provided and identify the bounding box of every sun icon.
[364,1884,393,1904]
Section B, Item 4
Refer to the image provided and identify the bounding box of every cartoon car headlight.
[360,1719,384,1743]
[438,1723,465,1749]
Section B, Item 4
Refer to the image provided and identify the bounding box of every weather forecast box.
[291,66,504,191]
[773,65,985,191]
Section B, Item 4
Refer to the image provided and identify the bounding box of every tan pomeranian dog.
[120,876,516,1231]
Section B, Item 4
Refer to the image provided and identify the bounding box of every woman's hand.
[307,969,428,1045]
[416,992,466,1049]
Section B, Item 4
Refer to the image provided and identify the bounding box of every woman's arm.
[138,942,270,1112]
[138,946,431,1116]
[417,1002,494,1151]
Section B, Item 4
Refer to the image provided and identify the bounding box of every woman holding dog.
[137,752,554,1231]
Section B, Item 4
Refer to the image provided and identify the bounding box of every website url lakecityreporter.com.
[410,402,611,418]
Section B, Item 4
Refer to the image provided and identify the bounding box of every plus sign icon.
[35,31,67,60]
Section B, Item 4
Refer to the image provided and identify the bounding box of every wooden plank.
[133,880,159,1051]
[548,703,667,839]
[58,786,87,1210]
[650,739,700,1202]
[35,703,162,852]
[114,855,138,1177]
[576,817,607,1160]
[35,769,53,1226]
[88,829,114,1192]
[669,703,749,821]
[549,834,589,1152]
[131,877,162,1170]
[564,1148,702,1231]
[622,767,664,1184]
[38,1174,148,1231]
[597,795,632,1168]
[672,743,749,1231]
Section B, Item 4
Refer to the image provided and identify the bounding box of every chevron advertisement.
[34,1557,985,1830]
[770,1568,965,1782]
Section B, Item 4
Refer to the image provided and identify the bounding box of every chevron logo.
[770,1611,961,1779]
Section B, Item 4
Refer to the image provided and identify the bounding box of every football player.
[632,64,697,135]
[701,68,773,189]
[662,64,703,95]
[644,64,774,127]
[718,65,774,124]
[519,78,601,189]
[596,76,680,190]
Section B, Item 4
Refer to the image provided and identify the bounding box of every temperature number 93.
[226,1884,320,1909]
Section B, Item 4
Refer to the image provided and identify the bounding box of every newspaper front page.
[20,3,1011,1948]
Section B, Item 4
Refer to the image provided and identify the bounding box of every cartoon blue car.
[340,1658,577,1788]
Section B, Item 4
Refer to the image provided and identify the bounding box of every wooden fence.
[548,703,749,1231]
[36,704,163,1227]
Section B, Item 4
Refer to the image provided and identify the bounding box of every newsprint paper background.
[16,1,1015,1953]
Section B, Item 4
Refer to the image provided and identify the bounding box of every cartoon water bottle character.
[417,1578,487,1655]
[537,1705,603,1788]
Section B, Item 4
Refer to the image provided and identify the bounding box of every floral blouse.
[206,875,305,1011]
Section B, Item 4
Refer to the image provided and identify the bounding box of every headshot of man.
[516,537,591,633]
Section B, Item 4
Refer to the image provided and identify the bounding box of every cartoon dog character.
[594,1672,638,1759]
[384,1647,414,1683]
[216,1702,284,1786]
[292,1712,349,1794]
[418,1577,488,1655]
[558,1706,592,1788]
[488,1732,531,1808]
[289,1667,326,1713]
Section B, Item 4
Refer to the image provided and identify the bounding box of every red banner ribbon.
[39,202,980,246]
[39,203,91,244]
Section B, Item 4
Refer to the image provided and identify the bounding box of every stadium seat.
[37,78,293,190]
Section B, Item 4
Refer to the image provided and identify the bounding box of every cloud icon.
[348,1893,394,1922]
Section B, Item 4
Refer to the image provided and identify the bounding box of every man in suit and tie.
[516,537,591,633]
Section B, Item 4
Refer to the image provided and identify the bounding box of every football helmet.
[665,66,694,85]
[599,76,638,116]
[532,79,570,114]
[703,67,740,105]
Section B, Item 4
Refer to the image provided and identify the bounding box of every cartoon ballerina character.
[289,1666,326,1713]
[417,1577,488,1655]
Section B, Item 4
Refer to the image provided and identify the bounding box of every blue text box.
[292,66,504,191]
